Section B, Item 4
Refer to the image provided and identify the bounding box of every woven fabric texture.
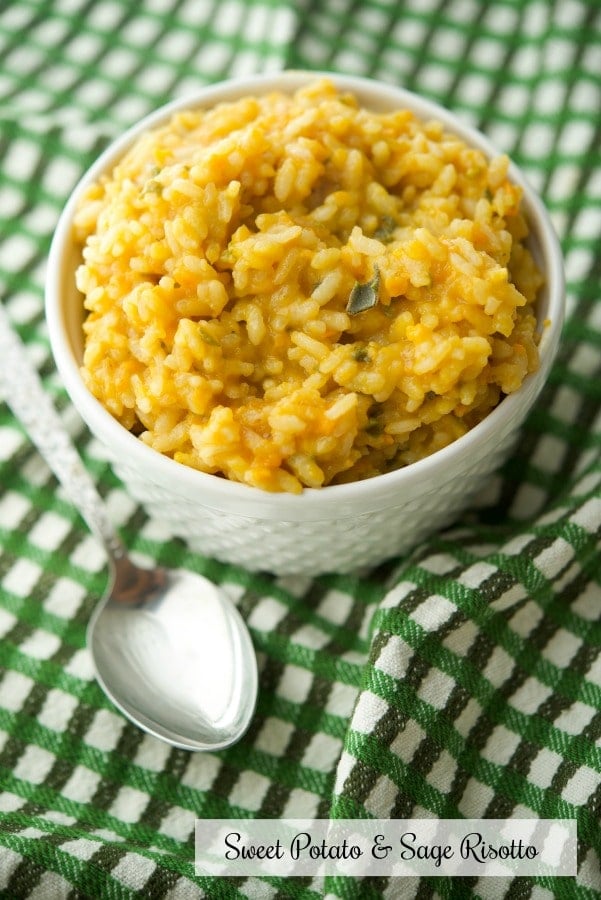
[0,1,600,898]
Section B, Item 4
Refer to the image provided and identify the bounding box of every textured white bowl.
[46,71,565,575]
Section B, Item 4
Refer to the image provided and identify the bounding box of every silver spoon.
[0,303,258,751]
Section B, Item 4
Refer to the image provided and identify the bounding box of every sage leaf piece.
[198,325,219,345]
[373,216,397,242]
[346,265,380,315]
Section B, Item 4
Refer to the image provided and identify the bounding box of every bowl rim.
[45,69,566,517]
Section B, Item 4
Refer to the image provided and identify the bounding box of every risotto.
[75,78,543,493]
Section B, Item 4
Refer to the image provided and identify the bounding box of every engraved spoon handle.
[0,302,126,562]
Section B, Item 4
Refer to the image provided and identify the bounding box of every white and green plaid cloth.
[1,1,600,897]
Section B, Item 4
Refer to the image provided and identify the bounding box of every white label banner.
[195,818,577,878]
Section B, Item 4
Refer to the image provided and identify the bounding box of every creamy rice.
[75,78,543,492]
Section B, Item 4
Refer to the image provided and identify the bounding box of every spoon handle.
[0,302,126,563]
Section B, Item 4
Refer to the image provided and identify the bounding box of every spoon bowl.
[89,559,257,750]
[0,303,258,751]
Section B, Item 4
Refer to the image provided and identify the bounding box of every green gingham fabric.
[0,0,600,897]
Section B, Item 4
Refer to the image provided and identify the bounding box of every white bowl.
[45,71,565,575]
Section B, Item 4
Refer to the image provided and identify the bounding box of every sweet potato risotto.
[75,79,543,492]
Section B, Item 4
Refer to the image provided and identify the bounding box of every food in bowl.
[74,77,543,494]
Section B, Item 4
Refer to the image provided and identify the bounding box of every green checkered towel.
[0,0,600,897]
